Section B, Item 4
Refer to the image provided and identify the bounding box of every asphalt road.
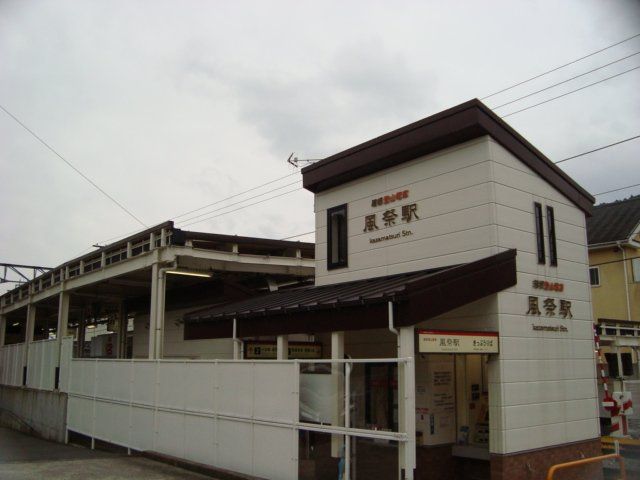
[0,428,214,480]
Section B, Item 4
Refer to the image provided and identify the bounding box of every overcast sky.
[1,0,639,290]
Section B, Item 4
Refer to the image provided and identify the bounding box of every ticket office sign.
[418,330,499,354]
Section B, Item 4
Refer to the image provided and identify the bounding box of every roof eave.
[302,99,594,215]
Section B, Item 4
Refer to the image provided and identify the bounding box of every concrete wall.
[0,385,67,443]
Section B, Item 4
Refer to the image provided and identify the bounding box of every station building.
[0,99,601,480]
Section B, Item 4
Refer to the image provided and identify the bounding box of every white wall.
[311,134,598,455]
[133,308,234,359]
[314,137,498,285]
[488,139,599,454]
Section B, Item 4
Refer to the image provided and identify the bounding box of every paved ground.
[0,428,214,480]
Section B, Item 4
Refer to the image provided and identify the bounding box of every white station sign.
[418,330,499,354]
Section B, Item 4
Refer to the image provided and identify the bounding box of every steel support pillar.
[331,331,345,458]
[56,291,70,364]
[277,335,289,360]
[148,263,167,359]
[117,301,127,358]
[0,313,5,348]
[398,326,416,480]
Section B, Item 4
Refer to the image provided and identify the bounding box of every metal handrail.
[546,453,626,480]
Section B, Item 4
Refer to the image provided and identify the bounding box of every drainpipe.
[616,242,631,388]
[617,242,632,322]
[388,301,399,337]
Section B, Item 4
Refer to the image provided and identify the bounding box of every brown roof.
[587,195,640,245]
[302,99,594,214]
[183,249,517,338]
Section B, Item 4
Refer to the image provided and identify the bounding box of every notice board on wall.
[415,354,456,446]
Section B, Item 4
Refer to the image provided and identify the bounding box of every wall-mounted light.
[86,325,96,329]
[11,322,19,327]
[166,270,212,278]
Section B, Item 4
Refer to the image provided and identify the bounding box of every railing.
[598,322,640,338]
[546,453,626,480]
[0,226,170,308]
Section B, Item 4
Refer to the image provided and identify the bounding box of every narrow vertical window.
[534,202,545,264]
[589,267,600,286]
[546,206,557,266]
[327,204,348,269]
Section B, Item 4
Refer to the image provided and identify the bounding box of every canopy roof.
[184,249,517,338]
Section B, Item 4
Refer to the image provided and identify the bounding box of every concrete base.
[0,385,67,443]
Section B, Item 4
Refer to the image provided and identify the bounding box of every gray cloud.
[1,0,640,294]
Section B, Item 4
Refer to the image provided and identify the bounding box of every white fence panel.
[26,339,58,390]
[0,343,25,386]
[65,358,299,480]
[216,362,254,418]
[253,362,298,423]
[64,358,410,480]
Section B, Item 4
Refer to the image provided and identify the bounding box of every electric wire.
[501,65,640,118]
[0,103,147,228]
[555,135,640,164]
[44,42,640,249]
[481,33,640,100]
[280,231,315,240]
[170,171,299,220]
[591,256,640,268]
[594,183,640,197]
[175,179,302,226]
[178,187,303,228]
[491,51,640,110]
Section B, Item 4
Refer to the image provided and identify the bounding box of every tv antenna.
[286,152,320,168]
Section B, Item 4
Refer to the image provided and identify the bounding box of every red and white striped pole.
[594,326,615,409]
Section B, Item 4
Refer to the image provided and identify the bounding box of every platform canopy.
[183,249,517,339]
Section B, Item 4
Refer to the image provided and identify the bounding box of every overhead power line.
[179,187,303,228]
[502,65,640,118]
[0,103,147,228]
[591,255,640,267]
[491,51,640,110]
[555,135,640,164]
[594,183,640,196]
[280,231,315,240]
[175,179,302,226]
[481,32,640,100]
[170,171,299,220]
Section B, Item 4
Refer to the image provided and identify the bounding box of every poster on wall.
[415,354,456,446]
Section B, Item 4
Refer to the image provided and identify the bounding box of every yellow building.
[588,195,640,383]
